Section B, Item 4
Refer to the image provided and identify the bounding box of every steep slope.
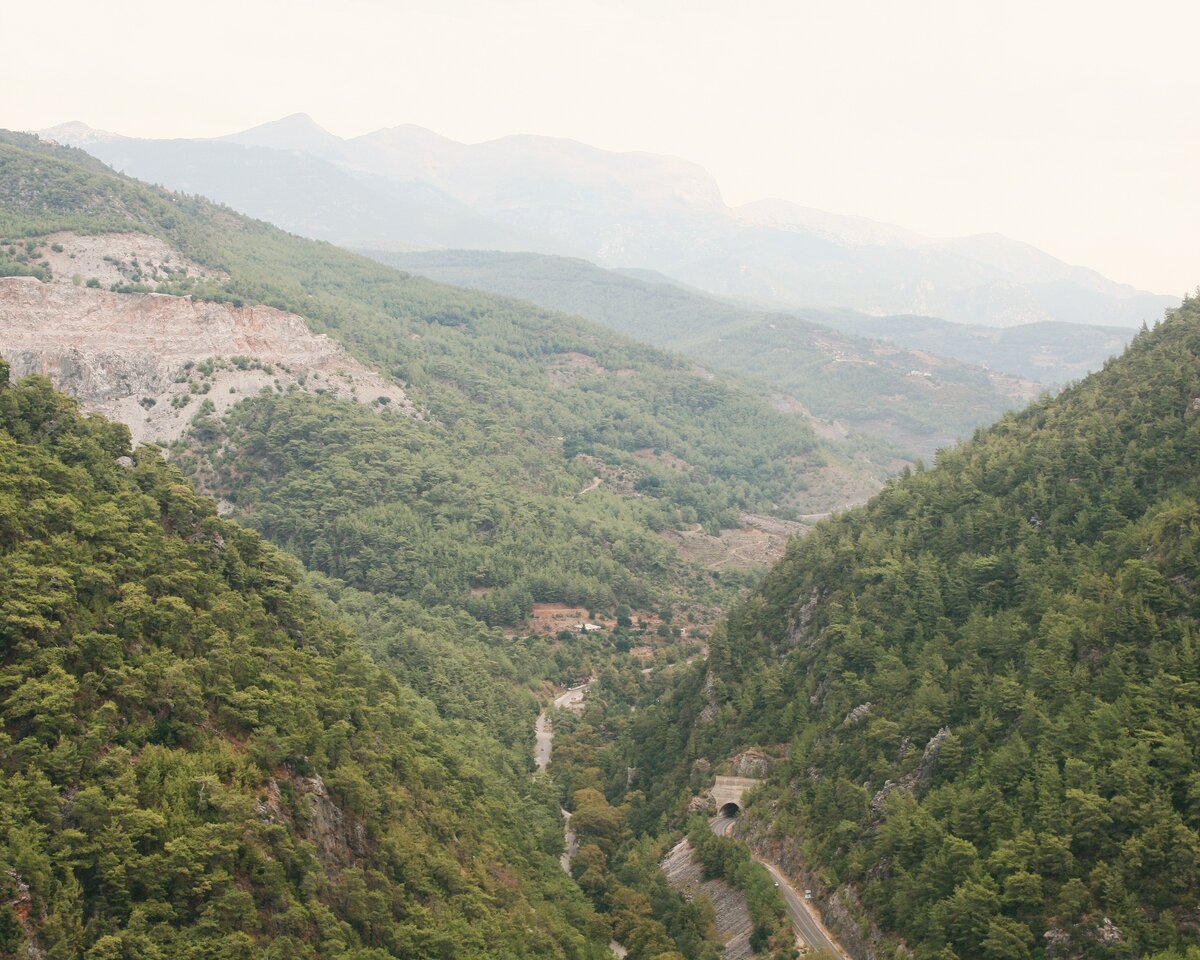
[0,129,809,959]
[44,119,1177,329]
[680,316,1040,457]
[0,364,604,959]
[371,248,1042,457]
[369,248,755,346]
[625,298,1200,958]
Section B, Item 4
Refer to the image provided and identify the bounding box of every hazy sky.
[9,0,1197,294]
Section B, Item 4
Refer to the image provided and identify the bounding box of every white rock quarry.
[0,276,411,444]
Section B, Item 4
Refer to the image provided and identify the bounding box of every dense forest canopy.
[0,364,624,958]
[619,298,1200,959]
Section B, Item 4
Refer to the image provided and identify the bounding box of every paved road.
[533,683,591,769]
[711,816,845,959]
[533,711,553,769]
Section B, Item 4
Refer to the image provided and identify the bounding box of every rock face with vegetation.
[622,298,1200,959]
[660,838,755,960]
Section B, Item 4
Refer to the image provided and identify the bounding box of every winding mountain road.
[711,815,847,959]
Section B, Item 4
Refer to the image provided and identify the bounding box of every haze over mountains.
[43,115,1177,331]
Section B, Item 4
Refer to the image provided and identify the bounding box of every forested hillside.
[621,298,1200,958]
[370,248,1042,457]
[0,129,882,626]
[16,125,1198,960]
[0,363,612,959]
[0,131,787,959]
[175,391,679,625]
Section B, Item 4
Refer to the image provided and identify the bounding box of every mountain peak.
[356,122,455,142]
[221,112,342,154]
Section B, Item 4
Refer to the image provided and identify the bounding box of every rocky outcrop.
[661,838,755,959]
[728,748,779,780]
[1043,916,1125,959]
[843,702,872,727]
[296,774,366,869]
[3,869,42,959]
[38,230,225,290]
[250,773,365,870]
[0,277,411,444]
[687,793,717,815]
[869,727,950,818]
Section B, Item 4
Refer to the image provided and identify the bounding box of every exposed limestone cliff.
[0,276,411,444]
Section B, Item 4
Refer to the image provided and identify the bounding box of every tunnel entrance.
[719,802,740,818]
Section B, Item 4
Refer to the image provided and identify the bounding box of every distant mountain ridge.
[370,247,1135,455]
[41,115,1177,329]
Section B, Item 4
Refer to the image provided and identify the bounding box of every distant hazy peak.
[737,199,1162,300]
[353,122,460,148]
[349,125,727,210]
[38,121,125,146]
[40,115,1175,321]
[933,232,1143,297]
[220,112,343,155]
[734,197,925,247]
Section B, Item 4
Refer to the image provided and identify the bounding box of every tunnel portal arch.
[711,775,762,815]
